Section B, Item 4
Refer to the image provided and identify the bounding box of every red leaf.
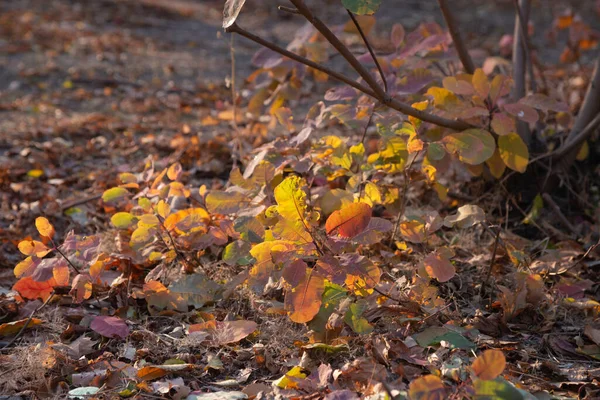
[13,276,56,301]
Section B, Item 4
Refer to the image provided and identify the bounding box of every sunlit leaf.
[472,349,506,380]
[111,212,138,229]
[274,176,309,223]
[35,217,55,239]
[408,375,446,400]
[326,202,371,238]
[13,276,56,301]
[102,187,129,204]
[285,272,325,323]
[0,318,43,337]
[14,256,41,278]
[498,133,529,173]
[163,208,210,235]
[18,240,50,257]
[206,191,248,214]
[441,129,495,165]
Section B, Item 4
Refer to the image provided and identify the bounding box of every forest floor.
[1,0,600,399]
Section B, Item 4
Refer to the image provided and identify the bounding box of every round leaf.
[35,217,55,239]
[441,129,495,165]
[408,375,446,400]
[498,133,529,173]
[472,349,506,380]
[111,212,138,229]
[325,202,372,238]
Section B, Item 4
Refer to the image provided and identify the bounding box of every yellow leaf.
[285,272,324,323]
[576,141,589,161]
[485,149,507,179]
[274,366,307,389]
[35,217,55,239]
[274,176,308,224]
[498,133,529,173]
[18,240,50,257]
[0,318,43,337]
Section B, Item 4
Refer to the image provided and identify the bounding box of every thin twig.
[0,292,54,351]
[437,0,475,74]
[552,112,600,161]
[226,23,472,131]
[54,244,80,274]
[60,193,102,212]
[346,9,388,92]
[541,193,578,236]
[389,151,420,246]
[360,106,376,144]
[288,0,385,100]
[480,225,500,298]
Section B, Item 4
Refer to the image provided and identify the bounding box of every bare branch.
[511,0,532,145]
[226,23,473,131]
[288,0,386,100]
[553,112,600,161]
[346,9,388,92]
[436,0,475,74]
[513,0,537,92]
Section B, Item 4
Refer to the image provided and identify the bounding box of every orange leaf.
[13,276,56,301]
[325,202,371,238]
[138,366,169,381]
[35,217,55,239]
[408,375,446,400]
[472,349,506,380]
[285,272,325,323]
[423,252,455,282]
[18,240,51,257]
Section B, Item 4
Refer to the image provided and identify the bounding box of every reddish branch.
[437,0,475,74]
[226,23,471,131]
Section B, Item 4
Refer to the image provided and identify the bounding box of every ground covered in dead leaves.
[1,0,600,399]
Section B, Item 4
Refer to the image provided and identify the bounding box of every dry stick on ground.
[436,0,475,74]
[346,9,388,93]
[226,23,472,131]
[0,292,54,351]
[511,0,532,145]
[479,225,501,298]
[541,193,579,236]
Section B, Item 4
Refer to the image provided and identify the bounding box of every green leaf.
[102,187,129,204]
[111,212,138,229]
[498,133,529,173]
[342,0,382,15]
[344,299,373,334]
[473,378,524,400]
[434,331,476,349]
[441,129,495,165]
